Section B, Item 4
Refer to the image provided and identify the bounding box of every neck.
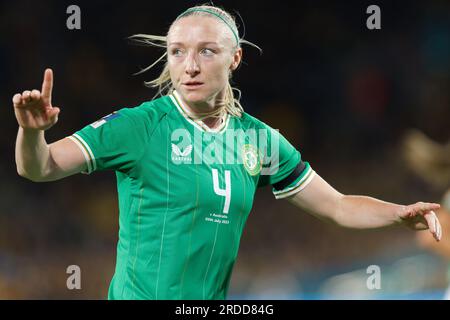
[175,90,226,130]
[185,100,217,115]
[201,115,224,129]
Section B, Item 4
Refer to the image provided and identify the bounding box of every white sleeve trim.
[67,134,96,174]
[274,169,316,200]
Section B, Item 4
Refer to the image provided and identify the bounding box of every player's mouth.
[183,81,204,89]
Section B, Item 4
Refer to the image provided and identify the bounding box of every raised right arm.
[14,69,87,182]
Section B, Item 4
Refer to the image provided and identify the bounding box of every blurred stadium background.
[0,0,449,299]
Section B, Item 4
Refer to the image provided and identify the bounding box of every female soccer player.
[13,5,442,299]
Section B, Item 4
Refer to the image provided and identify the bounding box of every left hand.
[397,202,442,241]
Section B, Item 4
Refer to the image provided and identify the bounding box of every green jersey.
[68,90,314,299]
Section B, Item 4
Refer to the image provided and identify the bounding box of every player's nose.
[185,53,200,76]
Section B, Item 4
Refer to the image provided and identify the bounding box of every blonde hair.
[129,4,261,120]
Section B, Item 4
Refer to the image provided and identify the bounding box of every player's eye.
[171,48,183,56]
[200,48,215,56]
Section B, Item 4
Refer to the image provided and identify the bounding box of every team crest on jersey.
[171,143,193,163]
[242,144,261,176]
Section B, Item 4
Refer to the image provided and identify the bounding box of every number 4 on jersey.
[212,169,231,214]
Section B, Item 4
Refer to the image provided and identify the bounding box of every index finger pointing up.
[41,68,53,105]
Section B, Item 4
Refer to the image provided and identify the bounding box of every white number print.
[212,169,231,214]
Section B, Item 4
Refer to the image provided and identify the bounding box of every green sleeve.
[258,125,315,199]
[68,103,155,173]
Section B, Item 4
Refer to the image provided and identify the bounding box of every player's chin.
[181,90,208,103]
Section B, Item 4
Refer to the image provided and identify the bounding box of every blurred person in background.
[12,4,443,299]
[404,130,450,299]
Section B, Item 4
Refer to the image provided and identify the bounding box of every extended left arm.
[287,173,442,241]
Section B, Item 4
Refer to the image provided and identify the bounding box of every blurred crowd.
[0,0,449,298]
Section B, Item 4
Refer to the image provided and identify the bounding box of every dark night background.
[0,0,449,298]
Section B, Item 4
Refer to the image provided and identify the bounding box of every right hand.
[13,68,60,131]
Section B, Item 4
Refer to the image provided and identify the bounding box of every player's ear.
[230,47,242,71]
